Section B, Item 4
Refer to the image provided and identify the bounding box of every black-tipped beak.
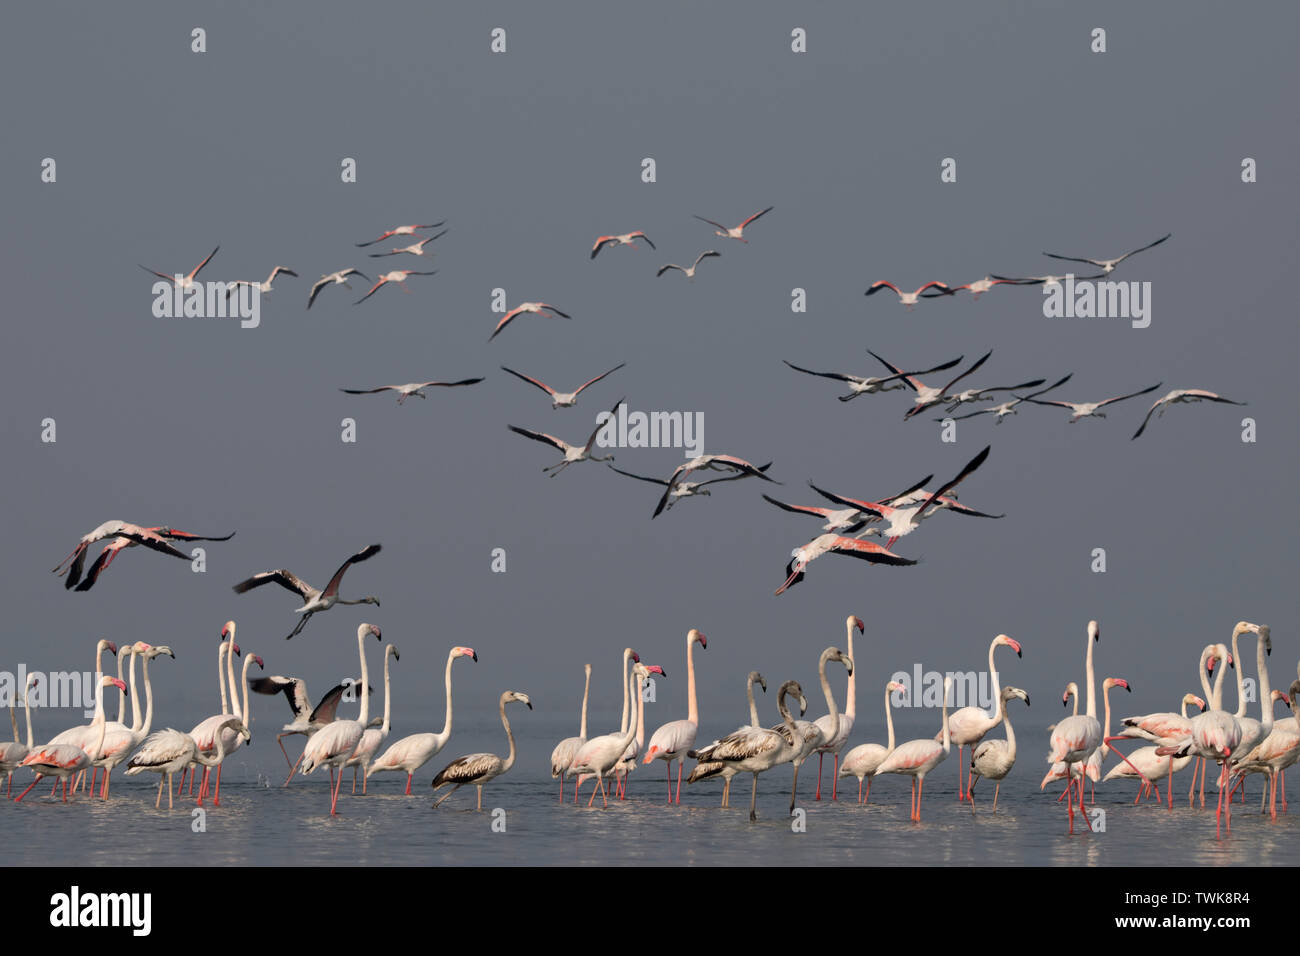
[1024,695,1031,706]
[471,652,478,662]
[526,702,533,710]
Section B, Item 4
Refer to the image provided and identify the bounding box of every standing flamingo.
[813,615,865,800]
[300,623,383,815]
[1045,621,1102,833]
[191,624,261,805]
[431,691,532,810]
[1230,680,1300,818]
[1,675,37,796]
[95,642,174,799]
[943,633,1023,800]
[839,680,907,804]
[1105,693,1206,807]
[1082,676,1132,801]
[15,676,126,802]
[685,671,767,807]
[876,676,953,822]
[368,646,477,794]
[776,646,852,811]
[571,664,660,808]
[578,647,639,801]
[969,686,1031,810]
[644,629,708,804]
[345,644,400,793]
[126,717,247,810]
[550,664,591,800]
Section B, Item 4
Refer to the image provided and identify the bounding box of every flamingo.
[192,626,262,805]
[1179,644,1234,808]
[367,230,447,258]
[614,462,771,514]
[571,648,640,802]
[762,494,874,534]
[15,676,126,802]
[969,686,1031,810]
[656,250,720,279]
[1,675,37,796]
[300,623,384,815]
[652,454,777,518]
[550,664,591,799]
[989,271,1104,286]
[356,222,445,247]
[249,674,361,785]
[783,355,962,402]
[693,206,772,242]
[812,615,866,800]
[940,276,1022,298]
[942,375,1049,413]
[52,523,194,590]
[431,691,532,810]
[1045,620,1102,833]
[507,398,622,476]
[69,527,235,592]
[643,629,708,804]
[937,374,1074,424]
[1082,676,1133,800]
[231,543,382,640]
[354,270,436,304]
[339,377,484,404]
[175,634,236,797]
[774,534,916,595]
[943,633,1023,801]
[591,231,654,258]
[500,363,625,409]
[345,644,400,793]
[94,642,174,799]
[226,266,297,298]
[609,657,658,797]
[685,671,767,807]
[367,647,477,794]
[489,302,571,342]
[775,646,852,811]
[307,268,368,309]
[42,639,118,760]
[1228,622,1275,777]
[571,664,660,808]
[1230,680,1300,818]
[865,281,955,308]
[1022,381,1163,423]
[839,680,907,805]
[1131,389,1247,440]
[868,349,994,420]
[1106,694,1207,807]
[1041,233,1171,274]
[876,675,954,822]
[138,246,218,290]
[688,680,808,821]
[125,717,246,810]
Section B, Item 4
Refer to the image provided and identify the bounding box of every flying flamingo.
[354,270,436,304]
[1022,381,1163,423]
[570,664,660,808]
[652,454,777,518]
[125,717,247,810]
[489,302,571,342]
[15,676,126,802]
[550,664,592,800]
[693,206,772,242]
[300,623,384,815]
[943,633,1023,801]
[865,281,955,308]
[839,680,907,804]
[1131,389,1247,440]
[937,374,1074,424]
[139,246,218,290]
[942,374,1048,413]
[812,615,866,800]
[367,230,447,258]
[356,222,445,247]
[988,271,1104,286]
[345,644,400,793]
[685,671,767,807]
[339,377,484,404]
[500,363,625,409]
[431,691,532,810]
[968,686,1031,811]
[643,629,708,804]
[1045,621,1103,833]
[226,266,297,298]
[591,231,654,258]
[656,250,720,279]
[1,675,37,796]
[307,268,368,308]
[775,646,852,812]
[939,276,1022,298]
[1106,693,1206,807]
[783,355,962,402]
[867,349,994,420]
[1041,233,1171,274]
[876,675,954,822]
[365,647,477,794]
[774,534,916,595]
[687,680,808,821]
[507,398,622,476]
[231,543,382,640]
[614,462,771,514]
[69,527,235,592]
[249,674,360,785]
[94,642,174,799]
[52,523,195,590]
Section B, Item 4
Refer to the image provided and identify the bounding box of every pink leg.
[857,778,863,804]
[666,761,672,803]
[284,750,305,787]
[864,777,872,806]
[675,761,683,805]
[213,763,223,806]
[15,776,41,801]
[815,752,824,801]
[832,754,840,801]
[406,773,413,796]
[916,777,925,822]
[956,745,964,800]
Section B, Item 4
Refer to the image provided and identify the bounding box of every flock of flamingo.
[3,614,1293,839]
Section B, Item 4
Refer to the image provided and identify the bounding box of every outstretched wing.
[232,568,313,598]
[322,544,383,598]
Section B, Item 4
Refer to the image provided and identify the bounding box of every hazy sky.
[2,2,1296,774]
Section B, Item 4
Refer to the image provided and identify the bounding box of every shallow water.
[3,720,1292,866]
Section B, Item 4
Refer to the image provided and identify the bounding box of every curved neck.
[439,651,456,743]
[1210,650,1228,712]
[116,649,129,725]
[777,690,798,740]
[357,632,372,725]
[1100,683,1115,754]
[223,642,236,715]
[746,679,759,727]
[233,654,254,721]
[1231,630,1247,717]
[126,649,143,730]
[1084,631,1097,718]
[578,667,590,738]
[1198,649,1215,701]
[8,707,16,744]
[986,639,1003,719]
[618,672,642,753]
[686,637,699,726]
[883,686,897,751]
[197,726,229,766]
[1002,695,1017,758]
[635,675,648,747]
[380,650,394,735]
[1180,696,1191,719]
[819,651,838,732]
[618,650,632,735]
[139,654,158,736]
[93,643,110,682]
[500,699,517,773]
[844,625,857,719]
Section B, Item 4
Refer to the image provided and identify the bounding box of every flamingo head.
[749,671,767,693]
[221,717,251,742]
[778,680,808,717]
[252,655,265,670]
[506,691,532,711]
[130,641,152,655]
[996,634,1022,657]
[1106,678,1131,693]
[1062,682,1079,707]
[231,643,241,657]
[387,645,401,662]
[888,680,908,702]
[627,649,640,665]
[363,623,382,641]
[221,620,236,640]
[151,645,175,659]
[457,646,477,662]
[1003,686,1030,706]
[100,640,118,657]
[101,676,127,694]
[849,615,865,633]
[689,629,707,649]
[1183,694,1207,712]
[826,646,853,676]
[25,673,39,690]
[644,665,666,677]
[1088,620,1099,643]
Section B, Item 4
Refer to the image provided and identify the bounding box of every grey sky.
[2,3,1296,773]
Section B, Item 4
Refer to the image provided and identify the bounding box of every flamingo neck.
[1084,630,1097,719]
[578,667,590,739]
[500,699,517,774]
[22,687,34,749]
[88,684,109,761]
[224,641,237,716]
[380,650,393,735]
[635,674,648,748]
[8,703,17,744]
[619,672,642,753]
[126,648,143,731]
[1256,637,1273,738]
[939,685,951,752]
[116,648,130,726]
[818,650,839,739]
[618,650,631,735]
[844,624,857,720]
[686,637,699,727]
[1231,629,1248,718]
[139,654,157,738]
[1100,684,1114,757]
[778,689,798,744]
[883,686,896,752]
[1002,695,1017,760]
[1210,650,1228,712]
[746,678,759,728]
[986,639,1003,720]
[1198,648,1215,702]
[439,651,455,743]
[357,631,372,726]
